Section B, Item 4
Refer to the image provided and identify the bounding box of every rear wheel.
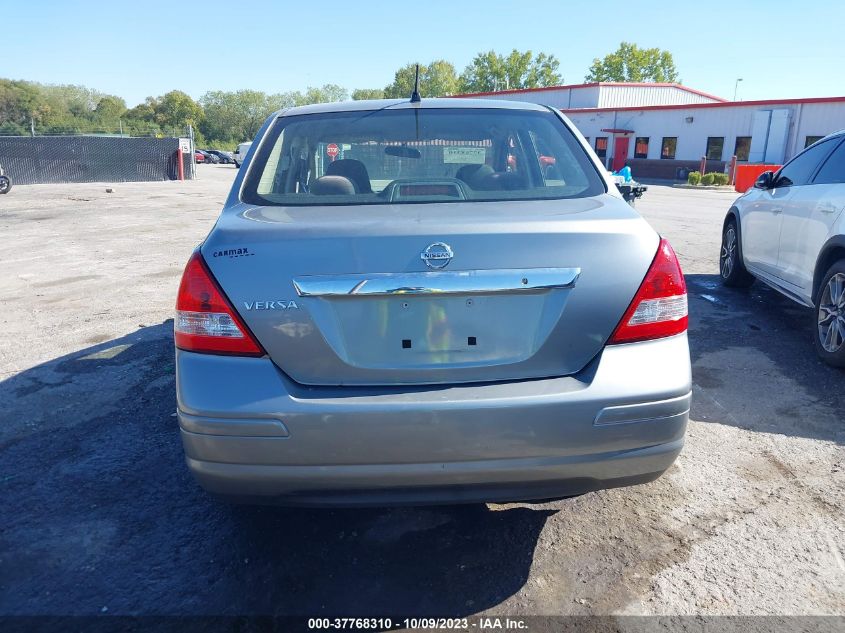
[720,219,754,287]
[815,261,845,367]
[0,175,10,194]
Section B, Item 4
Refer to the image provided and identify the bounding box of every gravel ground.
[0,166,843,620]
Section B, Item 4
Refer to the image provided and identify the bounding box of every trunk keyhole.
[402,339,412,349]
[468,337,477,346]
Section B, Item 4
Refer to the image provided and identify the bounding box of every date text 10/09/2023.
[307,617,529,630]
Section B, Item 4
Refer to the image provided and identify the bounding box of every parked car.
[194,150,205,163]
[197,150,219,164]
[719,129,845,366]
[0,163,10,194]
[174,98,691,505]
[207,150,234,164]
[201,149,222,164]
[233,142,251,168]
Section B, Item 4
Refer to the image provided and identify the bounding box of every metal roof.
[452,82,727,103]
[562,95,845,114]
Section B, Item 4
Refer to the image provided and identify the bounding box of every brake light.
[175,252,264,356]
[609,238,687,344]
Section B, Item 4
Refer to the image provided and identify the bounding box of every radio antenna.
[410,64,421,103]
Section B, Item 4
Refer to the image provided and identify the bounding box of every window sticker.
[443,147,486,164]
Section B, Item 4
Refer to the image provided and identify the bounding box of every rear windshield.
[241,107,605,206]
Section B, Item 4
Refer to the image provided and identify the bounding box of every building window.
[594,137,608,158]
[661,137,677,160]
[805,135,824,148]
[706,137,725,161]
[634,137,649,159]
[734,137,751,162]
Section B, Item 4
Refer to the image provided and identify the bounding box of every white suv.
[233,142,252,168]
[720,130,845,366]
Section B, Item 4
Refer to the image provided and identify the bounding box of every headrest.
[326,159,372,193]
[475,170,526,191]
[310,175,357,195]
[456,164,494,188]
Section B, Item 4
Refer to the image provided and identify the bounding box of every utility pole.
[733,78,743,102]
[30,117,35,137]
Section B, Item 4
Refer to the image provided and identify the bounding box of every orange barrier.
[735,164,781,193]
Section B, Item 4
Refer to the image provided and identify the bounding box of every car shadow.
[686,274,844,445]
[0,323,552,616]
[6,278,839,617]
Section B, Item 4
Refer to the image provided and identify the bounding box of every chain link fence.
[0,135,194,184]
[0,122,189,138]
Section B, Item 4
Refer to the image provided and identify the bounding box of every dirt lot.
[1,165,843,619]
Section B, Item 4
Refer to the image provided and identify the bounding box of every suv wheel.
[815,261,845,367]
[720,219,754,287]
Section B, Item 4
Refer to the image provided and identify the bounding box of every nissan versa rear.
[174,98,691,506]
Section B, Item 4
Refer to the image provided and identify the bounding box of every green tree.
[459,50,562,93]
[39,84,104,120]
[121,97,160,135]
[201,89,265,144]
[94,96,127,122]
[302,84,348,104]
[0,120,27,135]
[585,42,679,83]
[351,88,384,100]
[273,91,306,109]
[383,61,459,98]
[125,98,157,123]
[200,83,351,145]
[0,79,41,129]
[0,79,130,133]
[153,90,203,131]
[0,78,201,136]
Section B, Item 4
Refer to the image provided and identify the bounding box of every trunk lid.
[202,195,658,386]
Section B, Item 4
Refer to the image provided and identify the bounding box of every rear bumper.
[183,442,682,506]
[176,334,691,505]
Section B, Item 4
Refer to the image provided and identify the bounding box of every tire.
[814,260,845,367]
[0,175,10,194]
[720,218,754,287]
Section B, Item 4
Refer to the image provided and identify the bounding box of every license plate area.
[327,293,555,369]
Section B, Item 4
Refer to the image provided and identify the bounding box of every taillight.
[609,238,688,344]
[174,252,264,356]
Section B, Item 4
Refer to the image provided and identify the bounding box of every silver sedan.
[174,98,691,505]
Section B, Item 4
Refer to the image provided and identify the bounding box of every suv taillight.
[174,252,264,356]
[609,238,688,344]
